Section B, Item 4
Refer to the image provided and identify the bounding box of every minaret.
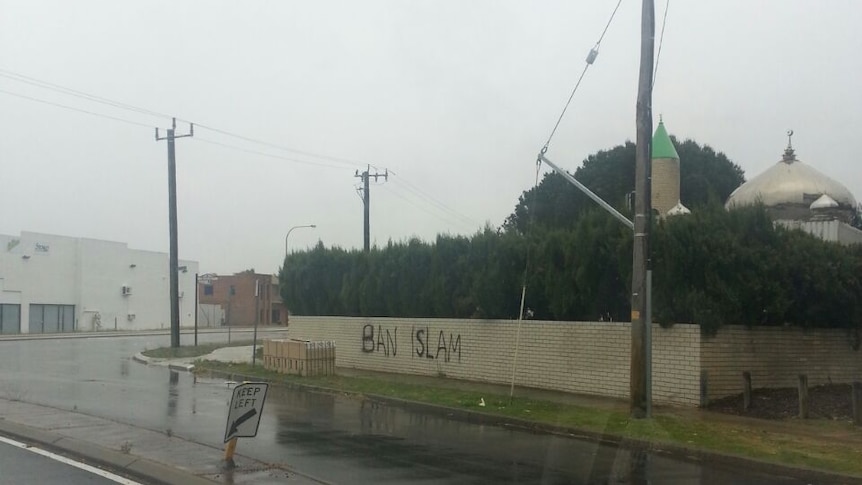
[651,117,688,217]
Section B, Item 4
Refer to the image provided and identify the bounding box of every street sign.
[199,273,218,285]
[224,382,268,443]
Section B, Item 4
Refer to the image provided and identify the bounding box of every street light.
[281,224,316,330]
[285,224,317,257]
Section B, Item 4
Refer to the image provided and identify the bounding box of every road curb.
[196,366,862,485]
[168,363,195,372]
[0,418,217,485]
[132,352,151,364]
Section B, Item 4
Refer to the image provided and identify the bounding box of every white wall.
[286,316,702,406]
[0,231,198,332]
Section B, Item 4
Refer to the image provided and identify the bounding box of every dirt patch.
[708,384,853,420]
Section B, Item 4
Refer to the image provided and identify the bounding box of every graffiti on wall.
[362,324,397,356]
[360,324,462,363]
[413,326,461,363]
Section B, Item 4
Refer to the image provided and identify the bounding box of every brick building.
[198,271,287,326]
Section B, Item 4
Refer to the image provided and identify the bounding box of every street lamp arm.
[285,224,317,257]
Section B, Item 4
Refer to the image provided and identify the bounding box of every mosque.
[651,123,862,245]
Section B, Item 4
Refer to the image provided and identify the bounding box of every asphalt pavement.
[0,330,848,484]
[0,434,135,485]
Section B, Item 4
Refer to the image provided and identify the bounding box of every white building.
[0,231,198,334]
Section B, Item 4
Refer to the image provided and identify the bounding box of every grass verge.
[195,360,862,477]
[142,340,254,359]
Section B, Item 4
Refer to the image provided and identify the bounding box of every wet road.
[0,333,812,484]
[0,436,135,484]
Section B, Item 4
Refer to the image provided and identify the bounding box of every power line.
[0,67,481,224]
[388,172,480,228]
[388,186,480,233]
[653,0,670,87]
[0,68,173,121]
[379,184,476,232]
[192,124,365,170]
[543,0,625,150]
[0,81,471,222]
[192,137,351,171]
[0,83,360,172]
[0,88,155,128]
[0,68,369,169]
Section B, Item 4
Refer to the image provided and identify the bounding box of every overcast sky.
[1,1,860,274]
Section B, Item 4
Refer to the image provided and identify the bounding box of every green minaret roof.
[652,120,679,160]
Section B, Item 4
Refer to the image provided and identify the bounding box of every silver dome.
[726,147,857,213]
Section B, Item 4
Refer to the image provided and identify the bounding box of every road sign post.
[223,382,269,465]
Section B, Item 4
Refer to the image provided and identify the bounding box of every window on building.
[271,309,280,323]
[260,309,265,323]
[28,304,75,333]
[0,304,21,334]
[203,284,213,296]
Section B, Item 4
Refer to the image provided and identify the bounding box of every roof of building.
[810,194,839,210]
[652,119,679,160]
[666,201,691,216]
[725,142,857,211]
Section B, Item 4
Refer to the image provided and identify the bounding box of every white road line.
[0,435,143,485]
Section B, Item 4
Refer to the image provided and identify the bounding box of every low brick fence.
[700,326,862,402]
[285,317,862,407]
[287,316,701,406]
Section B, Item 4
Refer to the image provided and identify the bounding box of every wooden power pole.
[156,118,193,349]
[630,0,655,419]
[355,165,388,252]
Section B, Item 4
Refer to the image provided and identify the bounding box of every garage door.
[29,304,75,333]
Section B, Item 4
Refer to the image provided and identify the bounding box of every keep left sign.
[224,382,269,443]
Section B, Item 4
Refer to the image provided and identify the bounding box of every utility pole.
[194,272,199,347]
[355,165,387,252]
[252,278,260,368]
[156,118,193,349]
[630,0,655,419]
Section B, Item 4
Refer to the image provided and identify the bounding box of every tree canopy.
[280,138,860,339]
[504,137,745,233]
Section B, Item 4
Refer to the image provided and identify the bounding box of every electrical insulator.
[585,48,599,65]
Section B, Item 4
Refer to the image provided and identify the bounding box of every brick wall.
[651,157,680,216]
[287,316,702,406]
[701,326,862,401]
[199,273,286,326]
[651,323,701,405]
[286,318,861,406]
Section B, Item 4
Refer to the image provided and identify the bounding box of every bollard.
[699,370,709,408]
[742,371,752,411]
[223,437,238,468]
[798,374,809,419]
[852,381,862,427]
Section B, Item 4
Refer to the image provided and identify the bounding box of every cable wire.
[0,88,156,128]
[653,0,670,88]
[379,184,476,231]
[0,68,370,169]
[509,159,542,401]
[192,124,367,170]
[0,73,473,223]
[388,171,480,228]
[191,137,351,170]
[0,69,173,121]
[543,0,624,150]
